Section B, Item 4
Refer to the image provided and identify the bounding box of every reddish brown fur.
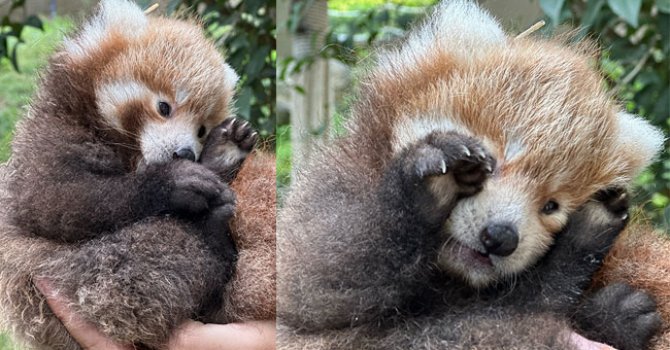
[0,2,275,348]
[361,37,625,214]
[221,152,277,322]
[279,2,666,348]
[596,222,670,349]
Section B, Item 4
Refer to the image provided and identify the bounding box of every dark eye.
[157,101,171,117]
[542,200,559,214]
[197,125,206,138]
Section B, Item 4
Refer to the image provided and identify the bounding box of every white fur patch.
[222,62,239,94]
[504,137,525,162]
[141,118,202,164]
[64,0,147,58]
[440,180,552,286]
[392,115,473,153]
[96,81,150,130]
[615,111,665,174]
[378,0,506,72]
[176,88,190,105]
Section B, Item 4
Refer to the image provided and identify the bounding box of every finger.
[220,117,237,131]
[233,121,252,142]
[168,320,276,350]
[240,131,259,151]
[34,278,132,350]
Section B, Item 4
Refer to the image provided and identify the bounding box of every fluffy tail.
[220,152,277,322]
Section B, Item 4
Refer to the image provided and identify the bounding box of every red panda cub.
[278,1,666,349]
[0,0,274,349]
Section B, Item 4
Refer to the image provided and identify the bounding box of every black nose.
[480,223,519,257]
[173,147,196,162]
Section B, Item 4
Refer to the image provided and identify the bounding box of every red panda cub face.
[62,0,238,167]
[367,1,664,287]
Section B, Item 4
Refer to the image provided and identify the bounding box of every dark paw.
[593,186,629,222]
[200,193,238,264]
[167,160,232,216]
[576,283,661,350]
[560,187,630,257]
[200,117,257,173]
[223,117,258,151]
[530,188,632,299]
[401,131,495,196]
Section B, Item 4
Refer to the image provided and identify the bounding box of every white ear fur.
[378,0,506,71]
[64,0,148,58]
[615,111,666,175]
[428,0,506,51]
[222,62,239,94]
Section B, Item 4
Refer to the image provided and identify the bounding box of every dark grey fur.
[0,41,257,348]
[277,131,661,349]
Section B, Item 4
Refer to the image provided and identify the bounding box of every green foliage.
[540,0,566,25]
[276,124,291,188]
[607,0,642,27]
[0,17,73,162]
[174,0,276,144]
[277,1,436,187]
[283,1,435,75]
[329,0,436,11]
[539,0,669,228]
[0,0,44,71]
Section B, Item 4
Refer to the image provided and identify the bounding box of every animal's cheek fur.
[501,220,553,275]
[538,210,568,234]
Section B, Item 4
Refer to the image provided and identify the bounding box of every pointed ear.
[615,111,665,176]
[64,0,148,58]
[378,0,507,70]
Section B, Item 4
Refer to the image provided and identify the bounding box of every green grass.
[0,16,73,350]
[0,16,74,162]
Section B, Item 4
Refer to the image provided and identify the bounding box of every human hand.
[566,330,617,350]
[168,320,275,350]
[34,278,131,350]
[35,278,276,350]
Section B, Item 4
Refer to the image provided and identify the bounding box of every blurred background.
[277,0,669,230]
[0,0,274,347]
